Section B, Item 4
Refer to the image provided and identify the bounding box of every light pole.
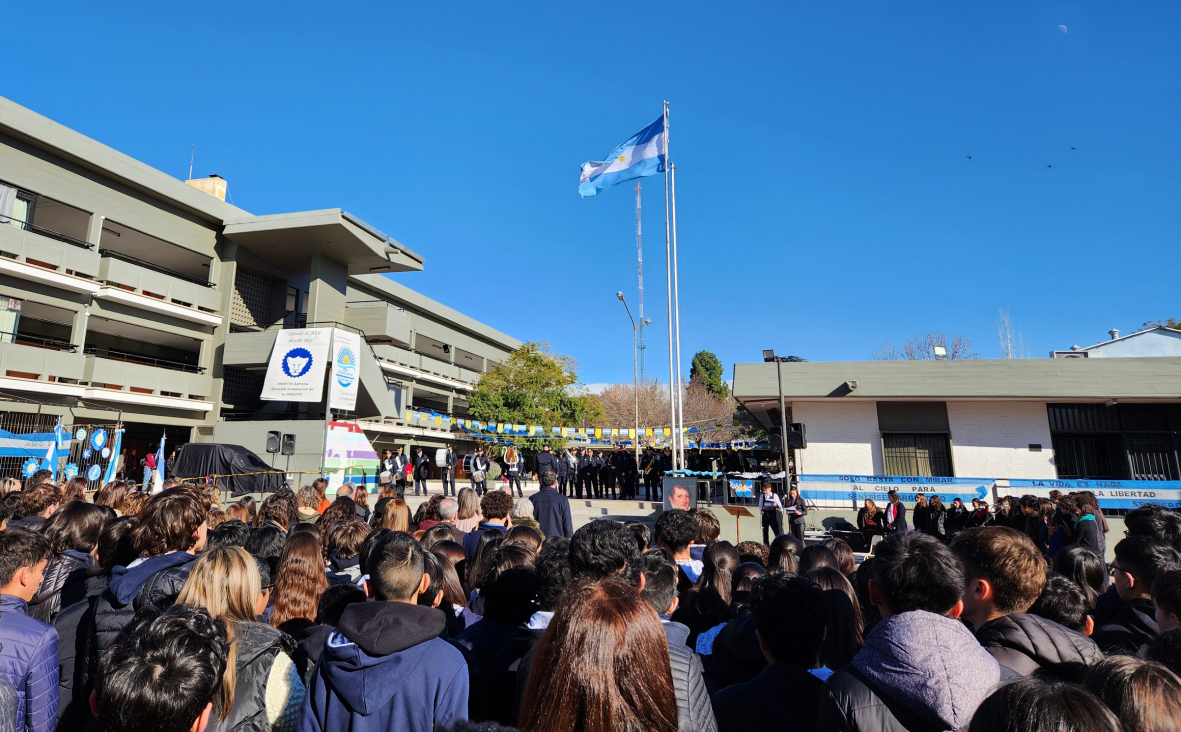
[617,292,650,466]
[763,349,790,474]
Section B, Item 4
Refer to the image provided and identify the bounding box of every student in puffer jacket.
[816,532,1000,732]
[0,529,60,732]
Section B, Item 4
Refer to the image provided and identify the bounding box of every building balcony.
[82,348,211,404]
[0,334,83,382]
[0,198,99,278]
[97,253,221,317]
[344,301,412,345]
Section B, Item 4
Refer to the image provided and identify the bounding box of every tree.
[1144,318,1181,330]
[689,350,729,398]
[997,308,1027,359]
[468,341,604,452]
[872,332,979,361]
[596,377,747,445]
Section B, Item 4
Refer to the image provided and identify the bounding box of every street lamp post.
[763,349,790,474]
[617,293,650,467]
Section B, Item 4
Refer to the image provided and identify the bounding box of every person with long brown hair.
[257,488,298,532]
[178,546,305,731]
[857,498,885,549]
[311,477,331,514]
[270,532,328,637]
[521,580,678,732]
[94,480,132,515]
[378,498,410,532]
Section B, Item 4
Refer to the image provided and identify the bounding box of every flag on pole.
[579,115,666,197]
[151,433,165,493]
[103,429,124,484]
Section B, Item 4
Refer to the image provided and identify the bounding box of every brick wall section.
[946,400,1057,479]
[792,401,883,475]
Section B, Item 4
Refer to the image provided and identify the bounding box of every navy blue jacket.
[529,487,573,539]
[463,523,508,560]
[0,595,59,732]
[712,662,823,732]
[534,451,559,479]
[298,601,467,732]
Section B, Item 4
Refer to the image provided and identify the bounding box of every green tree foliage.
[468,342,604,452]
[1144,318,1181,330]
[689,350,729,398]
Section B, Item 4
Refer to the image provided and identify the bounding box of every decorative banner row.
[455,424,768,451]
[405,408,734,438]
[733,474,1181,510]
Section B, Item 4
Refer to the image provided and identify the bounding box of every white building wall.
[947,400,1057,479]
[791,401,882,476]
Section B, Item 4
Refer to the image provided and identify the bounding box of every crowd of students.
[0,468,1178,731]
[853,488,1123,560]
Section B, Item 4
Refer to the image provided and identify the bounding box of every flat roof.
[223,209,423,275]
[350,273,521,350]
[0,95,249,224]
[734,357,1181,427]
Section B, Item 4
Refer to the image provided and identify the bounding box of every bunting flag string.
[403,407,741,441]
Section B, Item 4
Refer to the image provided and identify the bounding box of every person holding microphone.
[759,479,784,545]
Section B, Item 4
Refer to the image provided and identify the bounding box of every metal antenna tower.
[636,182,646,379]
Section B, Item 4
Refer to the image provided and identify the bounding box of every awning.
[222,209,424,275]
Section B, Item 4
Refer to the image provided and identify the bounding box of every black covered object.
[172,443,283,496]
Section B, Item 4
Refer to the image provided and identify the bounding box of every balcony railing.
[0,332,79,352]
[83,346,206,374]
[4,218,93,250]
[99,249,213,287]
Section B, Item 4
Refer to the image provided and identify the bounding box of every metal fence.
[0,412,60,480]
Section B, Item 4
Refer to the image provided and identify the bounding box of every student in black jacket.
[712,574,827,732]
[1094,536,1181,655]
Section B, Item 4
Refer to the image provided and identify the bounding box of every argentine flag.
[579,115,666,197]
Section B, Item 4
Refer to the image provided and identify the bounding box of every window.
[285,286,301,315]
[0,297,20,341]
[883,433,953,477]
[1047,403,1181,481]
[0,182,34,230]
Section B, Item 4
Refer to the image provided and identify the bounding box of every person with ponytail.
[671,540,741,647]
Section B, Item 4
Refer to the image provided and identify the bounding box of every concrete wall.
[1091,330,1181,358]
[947,401,1057,479]
[792,401,883,475]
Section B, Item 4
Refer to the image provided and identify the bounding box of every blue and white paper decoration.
[86,464,102,481]
[90,429,107,451]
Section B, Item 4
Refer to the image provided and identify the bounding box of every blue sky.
[4,2,1178,386]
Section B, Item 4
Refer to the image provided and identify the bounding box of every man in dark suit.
[528,471,573,538]
[576,448,593,500]
[442,444,458,497]
[413,447,431,496]
[535,445,558,486]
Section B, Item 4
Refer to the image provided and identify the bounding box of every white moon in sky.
[1058,25,1068,33]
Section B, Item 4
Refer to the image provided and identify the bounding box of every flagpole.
[662,100,678,471]
[670,162,686,469]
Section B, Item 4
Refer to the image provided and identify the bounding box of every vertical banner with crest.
[261,328,332,402]
[327,329,361,412]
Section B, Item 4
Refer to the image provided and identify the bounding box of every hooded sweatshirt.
[298,601,467,732]
[818,611,1000,732]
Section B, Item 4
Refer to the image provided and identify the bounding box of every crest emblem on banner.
[282,348,314,378]
[335,348,357,388]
